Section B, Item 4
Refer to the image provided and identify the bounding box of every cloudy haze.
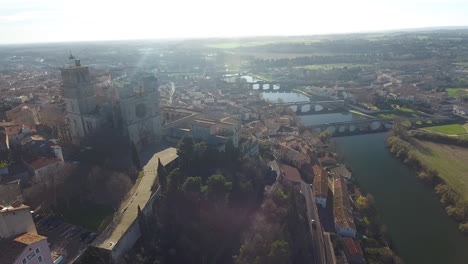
[1,0,468,44]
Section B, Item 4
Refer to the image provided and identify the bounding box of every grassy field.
[424,124,468,135]
[454,62,468,67]
[376,110,419,119]
[296,63,370,70]
[412,139,468,201]
[206,39,323,49]
[62,202,114,231]
[396,107,415,113]
[446,88,468,98]
[377,113,398,119]
[245,72,275,82]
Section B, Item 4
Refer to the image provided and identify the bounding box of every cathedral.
[60,56,161,150]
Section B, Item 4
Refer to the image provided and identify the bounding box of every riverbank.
[324,150,402,263]
[386,132,468,235]
[345,179,403,263]
[334,133,468,264]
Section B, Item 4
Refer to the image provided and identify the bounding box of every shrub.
[459,223,468,235]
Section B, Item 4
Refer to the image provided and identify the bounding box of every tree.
[225,140,240,165]
[177,135,195,170]
[390,121,409,138]
[131,142,141,171]
[267,240,290,264]
[206,174,232,203]
[435,184,459,206]
[459,223,468,235]
[182,177,202,194]
[319,130,332,144]
[168,168,183,191]
[157,158,167,190]
[259,143,274,161]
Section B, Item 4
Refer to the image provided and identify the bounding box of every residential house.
[0,204,37,239]
[313,165,328,208]
[342,237,365,264]
[279,164,302,186]
[6,104,41,126]
[330,167,352,181]
[333,177,356,238]
[0,204,53,264]
[276,144,310,168]
[239,134,259,159]
[319,156,337,167]
[25,157,63,184]
[5,125,25,149]
[0,232,54,264]
[437,101,454,116]
[190,119,216,141]
[0,180,23,205]
[276,125,299,136]
[453,103,468,118]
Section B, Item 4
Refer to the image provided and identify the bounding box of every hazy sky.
[1,0,468,44]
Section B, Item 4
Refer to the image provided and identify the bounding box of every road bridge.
[270,100,346,114]
[300,117,454,135]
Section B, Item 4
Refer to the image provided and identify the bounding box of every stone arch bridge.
[273,100,346,114]
[300,117,453,135]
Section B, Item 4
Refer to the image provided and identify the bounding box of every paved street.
[301,181,335,264]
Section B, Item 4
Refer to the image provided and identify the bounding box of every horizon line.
[1,25,468,46]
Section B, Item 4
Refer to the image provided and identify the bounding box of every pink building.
[0,232,53,264]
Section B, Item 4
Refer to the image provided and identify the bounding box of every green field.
[446,88,468,98]
[376,109,419,119]
[424,124,467,135]
[377,113,398,119]
[396,107,415,113]
[454,62,468,67]
[245,72,275,82]
[413,140,468,201]
[61,202,114,231]
[206,39,323,49]
[296,63,370,70]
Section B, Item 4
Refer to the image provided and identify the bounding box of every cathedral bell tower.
[117,73,161,150]
[60,55,98,145]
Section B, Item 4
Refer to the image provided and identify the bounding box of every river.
[334,133,468,264]
[260,91,468,263]
[261,92,366,125]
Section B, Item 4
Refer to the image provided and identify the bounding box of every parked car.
[33,214,44,222]
[84,233,98,244]
[49,219,64,230]
[66,226,83,238]
[61,227,75,237]
[37,217,52,227]
[79,231,91,241]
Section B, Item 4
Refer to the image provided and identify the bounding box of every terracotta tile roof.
[280,164,302,183]
[14,232,47,245]
[5,125,22,136]
[333,177,356,231]
[330,167,351,178]
[313,165,328,197]
[0,204,30,213]
[29,157,61,170]
[342,237,363,257]
[191,119,215,128]
[319,156,337,166]
[0,233,47,264]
